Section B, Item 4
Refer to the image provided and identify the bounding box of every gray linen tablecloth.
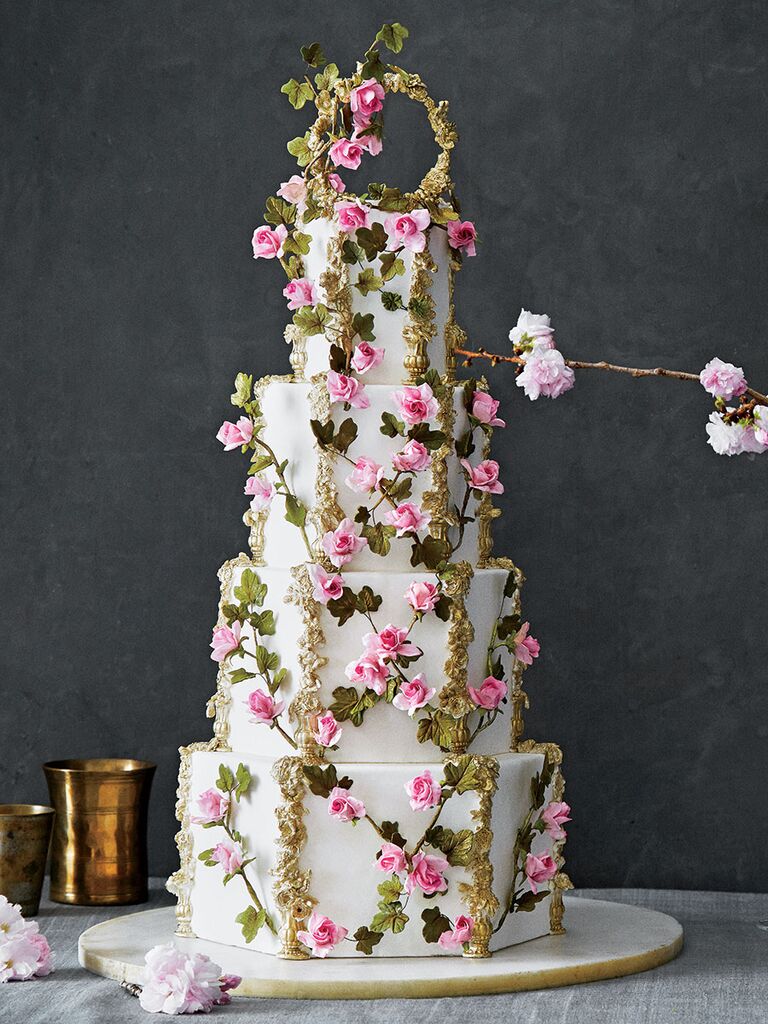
[1,882,765,1024]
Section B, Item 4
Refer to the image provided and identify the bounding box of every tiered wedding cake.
[168,25,571,960]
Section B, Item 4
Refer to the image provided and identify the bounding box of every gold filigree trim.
[243,508,268,565]
[443,255,466,384]
[403,238,437,382]
[440,561,475,723]
[422,377,458,543]
[285,324,307,381]
[476,428,501,567]
[271,755,317,958]
[319,231,354,356]
[459,755,500,959]
[307,374,345,556]
[284,563,327,761]
[504,564,529,751]
[206,553,254,749]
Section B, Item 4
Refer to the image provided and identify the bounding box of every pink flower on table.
[216,416,254,450]
[335,199,372,233]
[471,390,506,427]
[392,439,432,473]
[364,624,421,662]
[211,839,244,875]
[25,931,53,977]
[216,975,241,1005]
[351,341,385,374]
[446,219,477,256]
[405,770,442,811]
[384,208,431,253]
[376,842,407,875]
[251,223,288,260]
[0,931,45,982]
[392,383,438,424]
[327,786,366,822]
[345,653,389,695]
[525,852,558,893]
[753,406,768,448]
[509,309,556,349]
[516,349,575,400]
[139,943,231,1014]
[311,711,342,748]
[461,458,504,494]
[392,674,435,716]
[405,852,449,895]
[210,622,241,662]
[327,370,370,409]
[283,277,318,310]
[321,517,368,567]
[383,501,432,537]
[699,357,748,401]
[349,77,385,128]
[328,172,346,194]
[404,580,439,613]
[244,474,274,512]
[467,675,507,710]
[0,894,26,939]
[310,564,344,605]
[438,915,474,950]
[297,912,348,958]
[344,456,384,494]
[191,787,229,825]
[245,688,285,724]
[352,128,382,156]
[513,622,540,665]
[540,801,572,841]
[276,174,307,212]
[329,137,366,170]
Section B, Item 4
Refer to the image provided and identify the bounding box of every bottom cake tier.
[168,745,568,958]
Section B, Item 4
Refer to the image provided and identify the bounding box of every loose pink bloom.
[25,931,53,977]
[509,308,556,349]
[297,912,348,958]
[283,277,318,310]
[326,370,370,409]
[349,77,385,127]
[516,349,575,400]
[209,622,241,662]
[753,406,768,448]
[328,172,346,194]
[467,675,507,710]
[329,137,366,170]
[211,840,244,875]
[699,357,748,401]
[540,801,572,840]
[251,223,287,260]
[513,622,540,665]
[276,174,307,211]
[245,688,285,724]
[461,458,504,494]
[384,208,431,253]
[376,842,407,875]
[217,975,241,1005]
[0,931,45,982]
[392,439,432,473]
[705,411,764,456]
[438,914,474,950]
[139,943,231,1014]
[335,199,372,232]
[327,786,366,822]
[364,624,421,662]
[471,390,506,427]
[405,852,449,895]
[383,501,432,537]
[344,456,384,494]
[0,894,26,940]
[216,416,254,451]
[525,851,558,893]
[191,787,229,825]
[352,128,382,156]
[405,770,442,811]
[351,341,385,374]
[392,674,435,716]
[345,653,389,695]
[447,219,477,256]
[312,711,343,748]
[244,474,274,512]
[321,517,368,567]
[392,383,438,425]
[404,580,439,613]
[310,564,344,605]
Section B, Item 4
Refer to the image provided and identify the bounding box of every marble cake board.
[78,896,683,999]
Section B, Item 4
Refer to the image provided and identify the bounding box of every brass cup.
[43,758,156,906]
[0,804,55,916]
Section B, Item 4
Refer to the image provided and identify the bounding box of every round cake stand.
[78,896,683,999]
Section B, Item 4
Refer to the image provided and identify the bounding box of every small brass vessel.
[0,804,55,915]
[43,758,155,905]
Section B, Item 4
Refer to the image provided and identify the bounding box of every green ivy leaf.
[383,475,412,504]
[409,423,447,451]
[334,417,358,455]
[408,295,432,320]
[264,196,297,227]
[300,42,326,67]
[362,522,396,556]
[283,231,311,257]
[287,133,312,167]
[371,904,409,934]
[352,311,376,342]
[329,685,378,727]
[516,890,550,913]
[433,594,452,621]
[248,454,273,474]
[197,848,216,866]
[424,826,474,866]
[216,763,235,793]
[504,570,518,599]
[410,534,452,571]
[254,644,280,674]
[375,187,409,212]
[354,268,383,296]
[293,303,330,336]
[421,906,452,943]
[236,905,267,943]
[379,820,407,848]
[356,585,383,614]
[353,926,383,955]
[356,223,388,260]
[379,252,406,281]
[234,763,251,801]
[360,46,386,83]
[234,568,267,607]
[251,609,276,637]
[377,877,403,903]
[302,762,339,798]
[310,418,335,448]
[380,290,406,312]
[375,22,409,53]
[497,613,522,641]
[341,239,364,264]
[314,62,339,91]
[415,710,454,751]
[380,411,405,437]
[231,372,253,408]
[281,78,314,110]
[443,756,482,794]
[326,586,358,627]
[229,667,257,684]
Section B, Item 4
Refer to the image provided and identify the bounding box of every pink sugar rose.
[404,580,439,613]
[246,688,285,724]
[376,842,407,875]
[328,172,346,194]
[516,348,575,400]
[209,621,241,662]
[540,801,572,840]
[321,517,368,567]
[349,77,385,128]
[525,851,558,893]
[216,416,254,451]
[283,277,318,310]
[438,914,474,950]
[276,174,307,211]
[352,128,382,156]
[392,383,438,425]
[310,564,344,605]
[699,357,748,401]
[327,369,370,409]
[297,911,348,958]
[405,851,449,895]
[251,223,288,260]
[345,653,389,695]
[392,438,432,473]
[244,474,274,512]
[364,624,421,662]
[513,622,540,665]
[329,137,366,170]
[467,675,507,710]
[383,501,432,537]
[384,208,431,253]
[345,455,384,494]
[461,458,504,494]
[211,839,244,875]
[139,943,232,1014]
[335,199,372,232]
[509,308,556,349]
[312,710,342,747]
[191,787,229,825]
[405,770,442,812]
[471,390,506,427]
[351,341,385,374]
[327,786,366,822]
[446,219,477,256]
[392,673,436,716]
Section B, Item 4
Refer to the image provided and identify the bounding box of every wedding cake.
[168,24,571,960]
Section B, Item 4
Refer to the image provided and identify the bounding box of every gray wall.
[2,0,766,891]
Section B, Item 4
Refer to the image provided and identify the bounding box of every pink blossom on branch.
[446,219,477,256]
[392,438,432,472]
[351,341,385,374]
[345,653,389,695]
[282,277,318,310]
[376,842,407,875]
[327,786,366,822]
[329,137,366,170]
[364,624,421,661]
[438,915,474,950]
[327,370,370,409]
[311,711,342,747]
[216,416,254,450]
[705,411,764,456]
[392,382,438,424]
[383,501,432,537]
[467,675,507,710]
[513,622,540,665]
[405,770,442,811]
[516,348,575,400]
[310,564,344,605]
[335,199,372,233]
[297,912,348,958]
[344,455,384,494]
[191,787,229,825]
[405,852,449,895]
[245,688,285,724]
[392,674,436,715]
[404,580,439,613]
[471,390,506,427]
[209,622,241,662]
[384,209,431,253]
[251,223,287,260]
[540,801,572,840]
[699,357,748,401]
[509,308,556,349]
[461,458,504,494]
[244,474,274,511]
[525,852,558,893]
[321,517,368,567]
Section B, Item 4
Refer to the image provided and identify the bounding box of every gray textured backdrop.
[1,0,766,890]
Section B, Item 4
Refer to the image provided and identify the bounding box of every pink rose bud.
[283,277,318,310]
[392,439,432,473]
[364,624,421,662]
[210,622,242,662]
[191,787,230,825]
[384,208,431,253]
[335,199,372,233]
[216,416,254,451]
[404,580,439,613]
[345,653,389,695]
[344,456,384,494]
[311,711,343,748]
[328,172,346,194]
[516,348,575,400]
[352,128,382,156]
[376,842,407,875]
[245,688,285,724]
[392,673,435,716]
[461,458,504,494]
[329,137,366,170]
[383,501,432,537]
[540,801,572,840]
[251,223,288,260]
[296,911,348,958]
[349,77,385,128]
[509,308,556,349]
[405,852,449,895]
[525,851,558,893]
[437,914,475,950]
[513,622,540,665]
[467,675,508,710]
[350,341,385,375]
[446,219,477,256]
[392,383,438,425]
[244,474,274,512]
[211,839,244,875]
[327,786,366,823]
[310,564,344,605]
[471,390,506,427]
[321,517,368,567]
[276,174,307,211]
[404,770,442,812]
[699,356,748,401]
[327,370,370,409]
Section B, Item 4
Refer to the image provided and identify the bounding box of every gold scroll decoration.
[271,755,317,959]
[442,255,466,384]
[403,241,437,383]
[307,373,346,558]
[284,563,327,762]
[422,376,458,544]
[476,425,502,568]
[439,561,475,747]
[285,323,307,381]
[459,755,500,958]
[205,553,254,750]
[319,231,355,358]
[484,556,529,751]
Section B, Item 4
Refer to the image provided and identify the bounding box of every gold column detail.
[285,323,307,381]
[442,255,465,383]
[284,563,327,737]
[319,231,354,358]
[307,374,345,557]
[439,561,476,729]
[403,239,437,382]
[459,755,500,958]
[271,755,316,959]
[205,553,253,748]
[243,507,268,565]
[422,378,458,544]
